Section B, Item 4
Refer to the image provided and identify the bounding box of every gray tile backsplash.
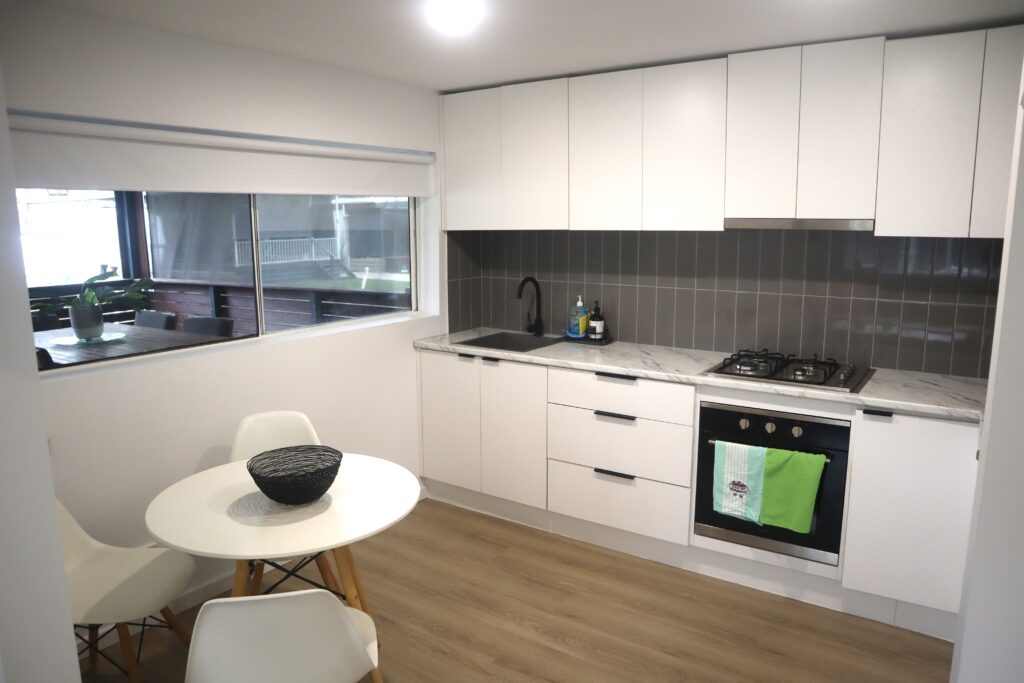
[446,230,1002,378]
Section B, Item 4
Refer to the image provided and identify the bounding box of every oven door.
[693,402,849,566]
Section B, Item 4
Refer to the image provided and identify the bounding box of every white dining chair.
[185,589,380,683]
[56,500,195,682]
[229,410,340,596]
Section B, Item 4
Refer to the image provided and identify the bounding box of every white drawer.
[548,460,690,544]
[547,403,692,486]
[547,367,694,425]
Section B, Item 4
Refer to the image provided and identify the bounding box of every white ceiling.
[44,0,1024,92]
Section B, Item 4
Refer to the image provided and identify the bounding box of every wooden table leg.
[331,546,363,612]
[370,667,384,683]
[339,545,373,617]
[160,606,191,647]
[87,625,99,672]
[230,560,250,597]
[313,553,342,595]
[250,561,265,594]
[115,623,141,683]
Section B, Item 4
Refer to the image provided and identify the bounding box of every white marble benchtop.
[414,328,987,423]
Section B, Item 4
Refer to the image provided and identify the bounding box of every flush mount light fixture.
[424,0,486,37]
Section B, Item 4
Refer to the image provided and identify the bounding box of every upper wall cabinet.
[642,59,727,231]
[971,25,1024,239]
[443,88,502,231]
[875,31,987,237]
[569,70,644,230]
[501,79,569,230]
[725,46,802,218]
[796,38,884,219]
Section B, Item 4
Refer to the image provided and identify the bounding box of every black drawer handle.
[457,353,475,359]
[863,409,893,418]
[594,468,635,481]
[595,371,637,382]
[481,356,500,363]
[594,410,637,422]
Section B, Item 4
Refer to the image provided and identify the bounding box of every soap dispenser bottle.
[568,295,589,338]
[587,300,605,341]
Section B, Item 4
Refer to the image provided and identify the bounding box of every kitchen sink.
[459,332,563,353]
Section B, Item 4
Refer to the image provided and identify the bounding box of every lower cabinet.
[548,460,691,544]
[420,351,548,508]
[842,410,979,612]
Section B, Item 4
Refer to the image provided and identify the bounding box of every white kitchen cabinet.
[501,79,569,230]
[420,351,481,490]
[569,70,643,230]
[642,59,727,231]
[971,25,1024,239]
[797,38,884,219]
[874,31,986,237]
[443,88,502,231]
[843,411,979,613]
[725,46,802,219]
[547,367,695,425]
[481,359,548,508]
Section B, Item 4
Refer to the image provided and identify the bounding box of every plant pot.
[69,304,104,341]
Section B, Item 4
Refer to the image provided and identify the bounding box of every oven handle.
[706,438,831,463]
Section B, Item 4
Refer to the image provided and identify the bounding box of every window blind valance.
[7,111,435,197]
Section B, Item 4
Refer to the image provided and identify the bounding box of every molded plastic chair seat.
[182,315,234,337]
[185,589,378,683]
[134,309,177,330]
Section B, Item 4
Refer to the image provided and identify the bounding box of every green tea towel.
[761,448,827,534]
[713,441,766,524]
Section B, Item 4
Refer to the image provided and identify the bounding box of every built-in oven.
[693,401,850,566]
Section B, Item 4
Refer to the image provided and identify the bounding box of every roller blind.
[7,111,435,197]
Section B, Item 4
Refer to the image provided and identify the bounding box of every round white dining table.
[145,453,420,613]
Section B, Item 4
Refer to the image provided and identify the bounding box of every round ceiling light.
[424,0,486,37]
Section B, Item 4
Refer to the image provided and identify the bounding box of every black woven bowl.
[247,445,343,505]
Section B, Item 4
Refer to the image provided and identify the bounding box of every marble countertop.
[414,328,987,423]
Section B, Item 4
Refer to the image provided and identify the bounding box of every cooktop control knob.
[792,425,804,438]
[764,421,776,434]
[739,418,751,430]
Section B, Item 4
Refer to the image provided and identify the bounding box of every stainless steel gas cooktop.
[706,349,874,393]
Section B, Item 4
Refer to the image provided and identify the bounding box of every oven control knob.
[792,425,804,438]
[764,422,776,434]
[739,418,750,430]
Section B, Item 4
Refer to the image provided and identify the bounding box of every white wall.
[0,64,81,683]
[952,66,1024,680]
[0,0,447,597]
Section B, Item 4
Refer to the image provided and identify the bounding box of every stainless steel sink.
[458,332,563,353]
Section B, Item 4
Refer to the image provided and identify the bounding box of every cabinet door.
[501,79,569,230]
[420,351,481,490]
[875,31,986,237]
[569,70,643,230]
[642,59,727,231]
[480,360,547,508]
[797,38,884,219]
[443,88,502,230]
[724,46,802,218]
[842,411,979,613]
[971,25,1024,239]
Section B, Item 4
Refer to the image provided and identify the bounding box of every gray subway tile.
[551,231,569,281]
[447,279,461,331]
[694,289,716,350]
[758,231,783,294]
[897,301,928,371]
[521,231,538,278]
[492,277,508,330]
[778,294,803,356]
[637,286,657,345]
[461,278,476,332]
[823,297,852,362]
[674,289,696,349]
[805,231,830,296]
[695,231,717,290]
[447,233,461,280]
[536,231,552,282]
[654,288,676,346]
[568,232,585,282]
[923,303,956,374]
[676,232,697,289]
[988,240,1003,307]
[507,278,524,332]
[957,239,990,306]
[506,231,523,280]
[539,279,554,335]
[951,305,985,378]
[638,231,659,287]
[876,236,906,301]
[602,232,621,285]
[781,230,807,296]
[717,230,739,292]
[851,231,880,300]
[872,300,901,369]
[736,230,760,292]
[800,296,827,359]
[620,232,639,286]
[903,237,934,303]
[848,298,876,368]
[713,291,737,352]
[600,284,620,341]
[756,293,781,351]
[827,232,856,298]
[735,293,758,351]
[930,239,962,304]
[550,281,568,334]
[657,232,678,288]
[980,305,996,378]
[585,231,603,284]
[618,285,639,343]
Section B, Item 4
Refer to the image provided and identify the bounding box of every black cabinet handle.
[457,353,475,359]
[481,356,500,363]
[594,410,637,422]
[863,409,894,418]
[595,371,637,382]
[594,468,635,480]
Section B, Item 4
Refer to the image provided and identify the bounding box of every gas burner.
[707,350,873,393]
[791,363,826,383]
[735,358,771,377]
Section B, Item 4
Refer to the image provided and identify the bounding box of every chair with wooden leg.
[56,501,195,681]
[229,411,343,596]
[185,589,380,683]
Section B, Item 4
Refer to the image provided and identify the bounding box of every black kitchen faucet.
[516,276,544,337]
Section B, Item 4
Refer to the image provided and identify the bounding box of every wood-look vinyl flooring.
[81,499,952,682]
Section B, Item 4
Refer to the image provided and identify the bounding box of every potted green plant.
[68,269,154,341]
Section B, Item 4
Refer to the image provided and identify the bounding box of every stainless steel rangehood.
[723,218,875,231]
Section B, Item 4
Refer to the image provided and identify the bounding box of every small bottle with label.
[587,300,605,341]
[567,295,589,338]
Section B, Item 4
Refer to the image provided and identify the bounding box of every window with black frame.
[18,189,415,370]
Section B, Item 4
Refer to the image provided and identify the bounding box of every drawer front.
[547,367,694,425]
[547,403,692,485]
[548,460,690,544]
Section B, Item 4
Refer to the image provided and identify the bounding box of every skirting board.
[422,477,958,641]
